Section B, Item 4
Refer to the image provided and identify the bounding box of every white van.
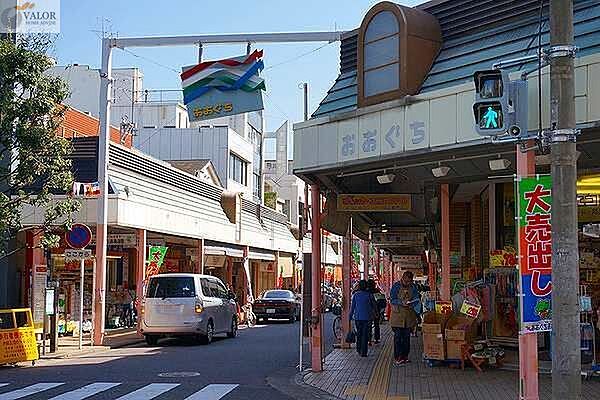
[141,273,238,345]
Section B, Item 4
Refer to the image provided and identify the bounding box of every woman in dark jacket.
[350,280,377,357]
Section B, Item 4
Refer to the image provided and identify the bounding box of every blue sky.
[54,0,425,147]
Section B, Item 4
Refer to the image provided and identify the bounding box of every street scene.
[1,0,600,399]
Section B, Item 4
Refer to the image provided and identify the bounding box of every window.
[362,11,400,98]
[263,290,294,299]
[229,153,248,186]
[146,277,195,298]
[253,173,261,201]
[209,280,228,298]
[200,279,212,297]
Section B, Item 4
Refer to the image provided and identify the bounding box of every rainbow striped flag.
[181,50,266,105]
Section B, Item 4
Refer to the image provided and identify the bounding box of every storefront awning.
[204,245,244,258]
[279,256,294,278]
[248,249,276,261]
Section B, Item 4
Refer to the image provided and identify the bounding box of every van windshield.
[146,277,195,298]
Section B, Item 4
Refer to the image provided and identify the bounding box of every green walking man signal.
[483,106,498,128]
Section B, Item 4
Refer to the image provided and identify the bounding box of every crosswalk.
[0,382,240,400]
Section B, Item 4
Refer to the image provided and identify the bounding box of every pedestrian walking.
[389,271,421,365]
[367,279,386,344]
[350,280,377,357]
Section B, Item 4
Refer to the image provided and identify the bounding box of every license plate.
[267,309,276,314]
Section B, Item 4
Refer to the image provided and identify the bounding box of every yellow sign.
[460,300,481,319]
[0,308,39,365]
[192,103,233,119]
[579,206,600,223]
[435,301,453,315]
[337,194,411,212]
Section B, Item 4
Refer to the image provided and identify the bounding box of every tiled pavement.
[304,323,600,400]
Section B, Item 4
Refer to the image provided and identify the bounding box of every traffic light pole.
[549,1,580,398]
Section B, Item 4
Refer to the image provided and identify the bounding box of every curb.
[265,368,341,400]
[38,337,144,360]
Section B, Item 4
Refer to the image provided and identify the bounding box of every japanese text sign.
[145,246,168,279]
[337,194,411,212]
[518,176,552,333]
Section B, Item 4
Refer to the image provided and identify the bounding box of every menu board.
[32,265,47,326]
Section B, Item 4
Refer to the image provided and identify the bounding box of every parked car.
[253,290,299,323]
[141,274,237,346]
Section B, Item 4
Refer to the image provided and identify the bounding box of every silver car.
[141,274,238,345]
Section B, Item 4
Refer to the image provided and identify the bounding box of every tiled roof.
[59,107,132,148]
[312,0,600,119]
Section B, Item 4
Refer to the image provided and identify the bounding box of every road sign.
[66,224,92,249]
[64,249,92,261]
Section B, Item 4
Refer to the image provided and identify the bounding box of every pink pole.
[517,142,539,400]
[341,226,352,349]
[135,229,146,335]
[310,185,323,372]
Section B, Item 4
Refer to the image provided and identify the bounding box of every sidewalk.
[303,323,599,400]
[38,328,144,359]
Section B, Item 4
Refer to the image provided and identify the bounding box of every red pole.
[341,225,352,349]
[135,229,146,334]
[517,142,539,400]
[441,184,451,301]
[310,185,323,372]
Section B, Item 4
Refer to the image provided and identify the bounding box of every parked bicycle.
[332,304,342,341]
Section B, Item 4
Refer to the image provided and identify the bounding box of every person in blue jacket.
[350,279,377,357]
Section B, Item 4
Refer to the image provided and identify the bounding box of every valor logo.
[1,0,60,33]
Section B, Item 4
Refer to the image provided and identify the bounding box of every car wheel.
[145,335,159,346]
[199,321,214,345]
[227,317,238,338]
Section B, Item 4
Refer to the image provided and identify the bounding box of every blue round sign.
[66,224,92,249]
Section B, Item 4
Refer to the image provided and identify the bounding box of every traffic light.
[472,69,528,138]
[473,70,509,136]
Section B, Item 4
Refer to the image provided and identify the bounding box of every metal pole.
[550,0,580,397]
[79,258,84,350]
[94,37,113,346]
[341,219,352,349]
[311,184,322,372]
[303,83,308,121]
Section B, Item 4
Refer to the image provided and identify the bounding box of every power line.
[263,42,334,71]
[121,48,180,74]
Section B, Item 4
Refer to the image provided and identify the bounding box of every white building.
[47,65,188,129]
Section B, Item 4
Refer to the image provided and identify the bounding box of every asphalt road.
[0,314,336,400]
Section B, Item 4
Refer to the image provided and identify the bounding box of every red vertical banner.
[518,175,552,333]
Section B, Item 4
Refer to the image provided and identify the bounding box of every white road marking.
[47,382,120,400]
[184,384,239,400]
[0,383,65,400]
[115,383,180,400]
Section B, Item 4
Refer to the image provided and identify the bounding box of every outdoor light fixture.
[431,165,451,178]
[489,158,511,171]
[377,172,395,184]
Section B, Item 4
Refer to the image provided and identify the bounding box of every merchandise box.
[423,333,445,360]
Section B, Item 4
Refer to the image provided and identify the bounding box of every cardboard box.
[421,311,450,335]
[446,340,467,360]
[445,314,477,343]
[423,333,445,360]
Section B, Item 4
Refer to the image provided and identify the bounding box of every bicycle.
[241,303,256,327]
[333,315,342,341]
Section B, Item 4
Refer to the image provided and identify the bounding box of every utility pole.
[550,0,580,398]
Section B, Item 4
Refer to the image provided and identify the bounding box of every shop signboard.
[435,301,453,314]
[32,265,47,327]
[517,175,552,333]
[181,50,265,122]
[145,246,168,278]
[337,194,411,212]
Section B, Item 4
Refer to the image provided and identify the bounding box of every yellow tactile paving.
[364,336,396,400]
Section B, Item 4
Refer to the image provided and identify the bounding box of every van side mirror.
[228,291,237,301]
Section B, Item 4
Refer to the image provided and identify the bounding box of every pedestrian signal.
[472,70,509,136]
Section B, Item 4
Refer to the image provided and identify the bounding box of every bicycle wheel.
[333,316,342,341]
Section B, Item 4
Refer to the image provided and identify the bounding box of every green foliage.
[264,191,277,209]
[0,35,79,256]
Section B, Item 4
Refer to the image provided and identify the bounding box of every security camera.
[509,125,521,137]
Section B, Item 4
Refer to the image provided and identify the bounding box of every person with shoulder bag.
[350,280,377,357]
[389,271,421,365]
